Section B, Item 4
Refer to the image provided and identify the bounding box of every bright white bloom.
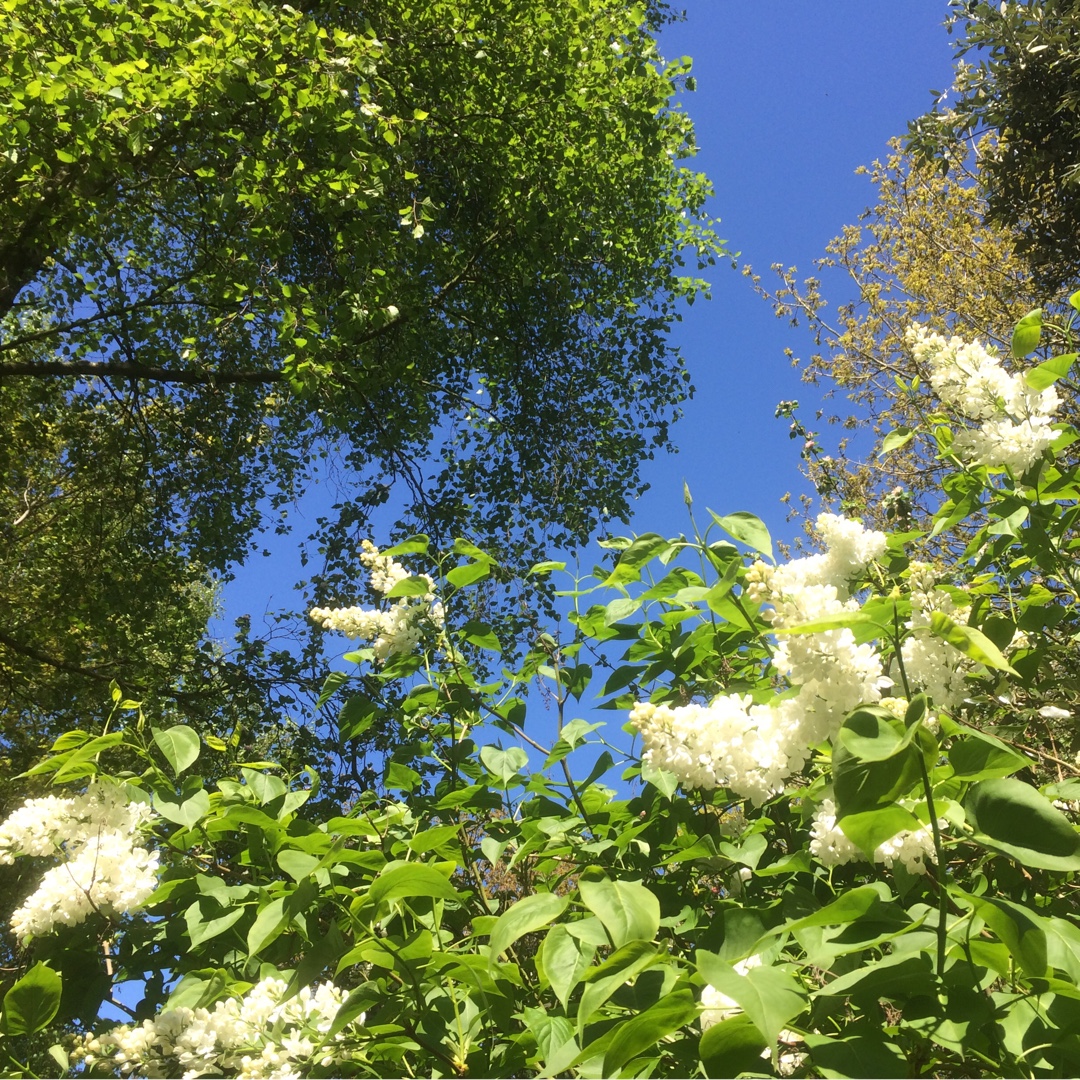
[875,826,939,875]
[634,515,888,801]
[311,540,444,662]
[907,325,1060,473]
[358,538,411,595]
[1039,705,1072,721]
[901,635,970,712]
[899,562,974,711]
[10,834,159,940]
[80,977,364,1079]
[630,697,808,804]
[0,782,158,941]
[0,783,152,864]
[809,799,863,867]
[810,798,942,876]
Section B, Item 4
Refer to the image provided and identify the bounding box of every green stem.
[893,602,948,980]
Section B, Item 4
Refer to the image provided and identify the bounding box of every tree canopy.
[1,0,721,561]
[0,0,724,758]
[909,0,1080,294]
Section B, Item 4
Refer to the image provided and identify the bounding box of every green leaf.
[1,963,62,1035]
[367,864,458,909]
[817,951,934,1003]
[880,426,915,455]
[544,718,603,767]
[338,695,377,741]
[1025,352,1077,391]
[695,953,807,1046]
[987,503,1030,537]
[1011,307,1043,358]
[774,609,891,636]
[833,739,922,817]
[151,725,201,776]
[838,706,908,761]
[461,620,500,650]
[529,560,566,576]
[578,868,660,947]
[406,824,460,855]
[928,610,1017,674]
[641,760,679,798]
[154,788,211,829]
[489,892,568,964]
[804,1028,907,1079]
[577,941,661,1028]
[523,1008,577,1072]
[776,883,892,935]
[447,561,490,588]
[965,778,1080,870]
[1070,289,1080,314]
[699,1013,769,1078]
[602,533,670,586]
[604,596,642,626]
[579,750,616,792]
[384,760,421,792]
[384,574,433,598]
[953,890,1048,977]
[186,900,246,949]
[539,924,593,1008]
[948,730,1029,780]
[838,805,923,859]
[316,670,349,708]
[277,849,321,882]
[603,989,699,1075]
[709,510,774,562]
[381,535,429,556]
[247,896,289,957]
[480,745,529,786]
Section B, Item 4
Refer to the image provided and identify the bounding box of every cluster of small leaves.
[0,0,726,577]
[908,0,1080,294]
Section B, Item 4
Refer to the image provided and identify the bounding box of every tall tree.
[1,0,721,561]
[0,0,724,746]
[909,0,1080,294]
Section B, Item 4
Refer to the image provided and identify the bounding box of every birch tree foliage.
[0,0,723,776]
[0,0,723,570]
[749,139,1049,536]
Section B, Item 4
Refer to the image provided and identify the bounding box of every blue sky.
[627,3,958,533]
[219,2,958,630]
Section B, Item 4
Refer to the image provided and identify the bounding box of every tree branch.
[0,359,282,385]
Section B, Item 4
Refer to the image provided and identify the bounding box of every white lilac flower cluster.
[906,324,1061,474]
[76,977,363,1080]
[0,782,158,941]
[899,562,973,712]
[310,540,445,662]
[809,798,943,875]
[631,514,889,804]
